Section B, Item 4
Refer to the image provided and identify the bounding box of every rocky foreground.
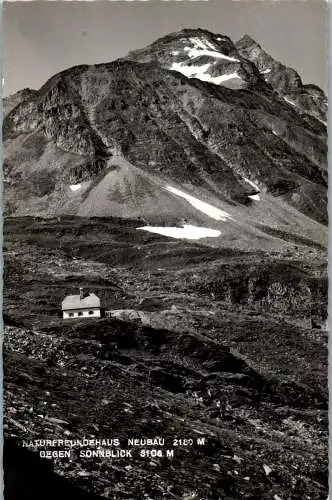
[3,217,328,500]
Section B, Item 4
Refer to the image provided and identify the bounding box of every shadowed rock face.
[2,29,327,226]
[4,438,105,500]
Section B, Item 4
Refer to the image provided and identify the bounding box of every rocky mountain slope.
[3,29,327,236]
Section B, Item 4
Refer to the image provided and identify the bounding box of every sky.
[3,0,327,97]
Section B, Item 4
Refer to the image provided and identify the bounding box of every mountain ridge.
[235,34,327,123]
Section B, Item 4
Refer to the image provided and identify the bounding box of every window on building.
[68,313,74,317]
[78,311,83,316]
[89,310,94,315]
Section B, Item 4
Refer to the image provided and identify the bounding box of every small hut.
[62,288,103,319]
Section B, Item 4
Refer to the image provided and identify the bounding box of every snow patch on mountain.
[70,184,82,192]
[248,194,261,201]
[169,37,242,86]
[316,117,327,126]
[171,61,211,79]
[260,69,271,75]
[165,186,231,221]
[283,96,296,107]
[243,177,260,192]
[170,61,242,85]
[183,38,240,62]
[137,224,221,240]
[212,72,242,84]
[243,178,260,201]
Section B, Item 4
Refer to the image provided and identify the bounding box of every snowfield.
[170,62,242,86]
[248,194,261,201]
[137,224,221,240]
[169,36,242,86]
[165,186,231,221]
[70,184,82,192]
[184,37,240,62]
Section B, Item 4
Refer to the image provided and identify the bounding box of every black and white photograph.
[2,1,328,499]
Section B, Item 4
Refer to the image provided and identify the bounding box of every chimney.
[79,287,84,300]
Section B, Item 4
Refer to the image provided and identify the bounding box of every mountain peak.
[236,34,260,49]
[127,28,261,90]
[151,27,232,43]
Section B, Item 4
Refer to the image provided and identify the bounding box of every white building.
[62,288,102,319]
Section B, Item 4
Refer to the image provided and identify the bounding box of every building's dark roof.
[61,293,100,311]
